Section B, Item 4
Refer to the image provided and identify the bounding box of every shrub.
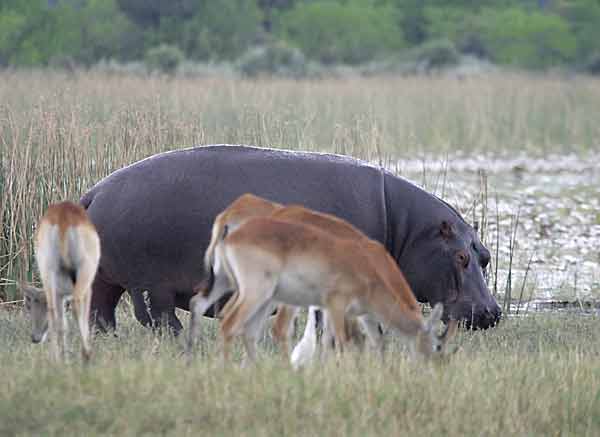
[410,39,460,70]
[476,8,577,69]
[425,6,577,69]
[181,0,263,61]
[278,0,404,65]
[238,42,307,77]
[237,41,306,77]
[581,52,600,75]
[558,0,600,64]
[144,44,185,74]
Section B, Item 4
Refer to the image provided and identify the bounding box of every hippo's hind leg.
[90,273,125,333]
[147,289,183,336]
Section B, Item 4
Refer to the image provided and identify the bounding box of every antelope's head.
[21,283,49,344]
[415,303,458,360]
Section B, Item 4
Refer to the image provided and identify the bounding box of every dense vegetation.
[1,0,600,72]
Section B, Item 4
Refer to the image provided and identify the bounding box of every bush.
[237,41,306,77]
[0,0,139,66]
[278,0,404,65]
[144,44,185,74]
[410,39,460,70]
[558,0,600,64]
[476,8,577,69]
[425,6,577,69]
[181,0,263,61]
[581,52,600,75]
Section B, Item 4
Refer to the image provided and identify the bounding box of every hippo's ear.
[440,221,454,239]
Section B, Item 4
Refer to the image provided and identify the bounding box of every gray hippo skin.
[80,145,501,333]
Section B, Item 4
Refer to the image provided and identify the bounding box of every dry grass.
[2,70,599,300]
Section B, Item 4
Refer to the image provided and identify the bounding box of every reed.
[2,70,599,299]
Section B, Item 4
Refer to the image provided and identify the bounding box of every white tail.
[28,201,100,362]
[203,194,281,276]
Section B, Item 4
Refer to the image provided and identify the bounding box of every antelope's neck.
[369,290,424,336]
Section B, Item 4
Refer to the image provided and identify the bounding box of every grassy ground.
[1,306,599,436]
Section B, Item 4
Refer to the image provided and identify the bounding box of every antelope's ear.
[425,303,444,331]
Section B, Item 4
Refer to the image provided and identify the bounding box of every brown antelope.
[215,216,458,363]
[23,201,100,362]
[187,194,382,359]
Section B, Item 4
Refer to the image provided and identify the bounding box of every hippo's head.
[399,218,501,329]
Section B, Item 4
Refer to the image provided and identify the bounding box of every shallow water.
[391,153,600,306]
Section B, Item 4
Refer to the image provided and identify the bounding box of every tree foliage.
[0,0,598,70]
[279,0,404,64]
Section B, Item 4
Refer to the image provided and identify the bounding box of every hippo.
[80,145,501,332]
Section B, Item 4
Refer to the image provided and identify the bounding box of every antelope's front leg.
[271,305,299,357]
[327,297,350,357]
[358,315,385,358]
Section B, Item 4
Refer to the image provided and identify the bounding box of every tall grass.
[2,70,600,299]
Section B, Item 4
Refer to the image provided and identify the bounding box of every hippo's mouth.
[462,309,501,330]
[444,306,502,330]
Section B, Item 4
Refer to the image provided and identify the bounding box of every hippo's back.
[82,145,387,295]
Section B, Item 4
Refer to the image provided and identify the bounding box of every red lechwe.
[21,201,100,362]
[187,194,383,363]
[212,215,458,364]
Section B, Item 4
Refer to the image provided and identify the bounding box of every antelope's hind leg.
[326,297,350,357]
[187,272,234,355]
[72,263,97,362]
[241,301,276,365]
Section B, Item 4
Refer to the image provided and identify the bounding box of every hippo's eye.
[456,251,469,268]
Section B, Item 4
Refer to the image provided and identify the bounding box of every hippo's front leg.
[128,288,153,327]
